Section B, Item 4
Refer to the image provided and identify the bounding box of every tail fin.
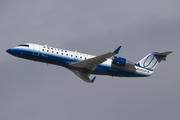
[135,51,173,71]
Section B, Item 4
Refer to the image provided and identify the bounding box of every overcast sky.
[1,0,180,120]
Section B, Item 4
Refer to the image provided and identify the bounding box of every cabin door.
[74,51,78,60]
[33,44,40,56]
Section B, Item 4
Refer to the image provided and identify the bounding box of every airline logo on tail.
[135,52,166,71]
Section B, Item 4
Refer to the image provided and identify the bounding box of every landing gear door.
[33,44,40,56]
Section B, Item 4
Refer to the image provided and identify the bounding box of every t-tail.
[135,51,173,76]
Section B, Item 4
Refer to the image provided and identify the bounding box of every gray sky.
[1,0,180,120]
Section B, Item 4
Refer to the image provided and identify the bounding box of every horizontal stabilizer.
[154,51,173,56]
[155,51,173,61]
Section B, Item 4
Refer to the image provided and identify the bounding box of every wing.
[69,46,121,83]
[70,69,96,83]
[69,46,121,71]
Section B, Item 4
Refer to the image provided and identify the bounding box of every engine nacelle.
[112,56,126,66]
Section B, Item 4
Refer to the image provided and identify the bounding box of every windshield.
[18,44,29,47]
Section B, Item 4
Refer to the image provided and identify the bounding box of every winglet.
[113,46,121,54]
[91,76,96,83]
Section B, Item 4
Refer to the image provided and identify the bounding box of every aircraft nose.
[6,48,11,53]
[6,48,20,56]
[6,48,16,54]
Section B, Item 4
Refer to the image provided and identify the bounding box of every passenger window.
[85,57,87,59]
[62,53,63,55]
[57,52,58,54]
[52,51,54,53]
[61,50,63,52]
[47,50,49,52]
[66,54,68,56]
[71,55,73,57]
[47,47,49,49]
[42,49,44,51]
[80,57,82,59]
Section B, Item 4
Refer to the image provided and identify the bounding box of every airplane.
[6,43,172,83]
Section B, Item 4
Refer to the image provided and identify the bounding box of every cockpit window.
[18,44,29,47]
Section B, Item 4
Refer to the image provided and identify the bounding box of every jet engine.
[112,56,126,66]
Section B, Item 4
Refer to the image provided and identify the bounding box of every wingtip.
[113,46,121,54]
[91,76,96,83]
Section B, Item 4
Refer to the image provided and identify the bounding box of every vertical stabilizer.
[135,51,173,71]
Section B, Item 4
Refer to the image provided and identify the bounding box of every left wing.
[69,46,121,83]
[69,46,121,71]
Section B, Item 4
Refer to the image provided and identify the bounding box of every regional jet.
[6,43,172,83]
